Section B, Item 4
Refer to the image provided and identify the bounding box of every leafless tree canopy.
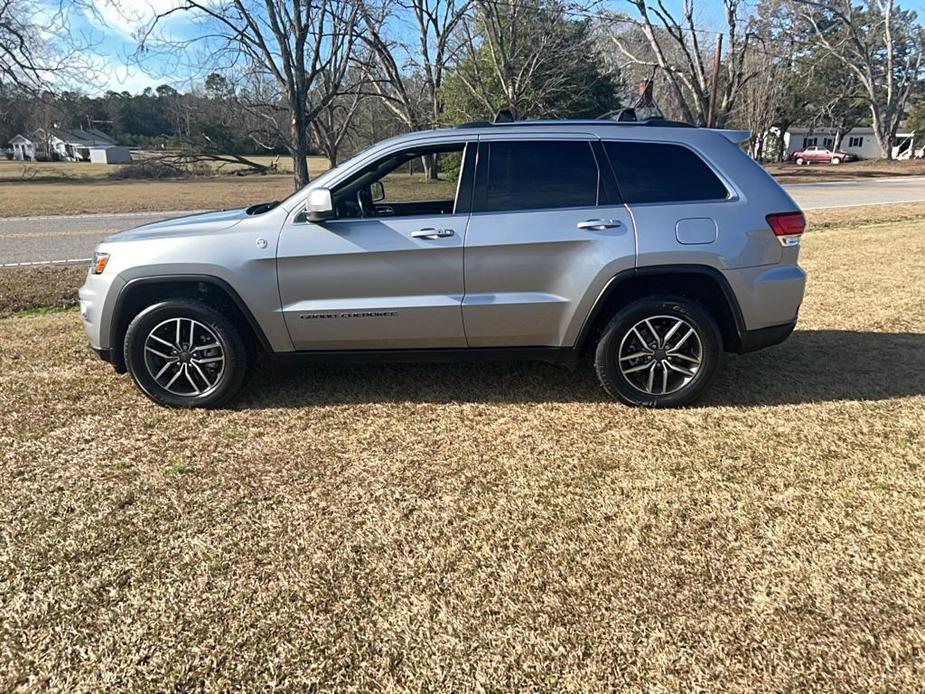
[603,0,762,127]
[143,0,359,188]
[790,0,925,158]
[0,0,99,92]
[359,0,473,132]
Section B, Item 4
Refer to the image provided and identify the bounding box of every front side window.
[473,140,600,213]
[330,143,468,219]
[604,141,728,205]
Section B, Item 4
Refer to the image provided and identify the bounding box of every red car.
[791,145,857,165]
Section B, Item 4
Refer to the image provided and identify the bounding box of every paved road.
[0,211,204,267]
[3,176,925,266]
[786,175,925,209]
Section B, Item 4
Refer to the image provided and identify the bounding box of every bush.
[109,159,184,180]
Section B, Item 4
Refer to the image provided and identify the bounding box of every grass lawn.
[767,157,925,183]
[1,216,924,689]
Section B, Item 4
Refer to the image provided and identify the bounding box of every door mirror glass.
[369,180,385,202]
[305,187,334,222]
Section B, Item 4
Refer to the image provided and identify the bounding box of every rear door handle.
[412,227,455,239]
[577,219,622,230]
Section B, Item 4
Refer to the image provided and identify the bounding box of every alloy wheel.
[618,315,703,395]
[143,317,226,397]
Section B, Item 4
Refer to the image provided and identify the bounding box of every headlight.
[91,252,110,274]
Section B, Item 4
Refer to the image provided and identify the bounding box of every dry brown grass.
[0,162,453,217]
[0,264,86,318]
[805,201,925,229]
[0,178,297,217]
[1,217,925,690]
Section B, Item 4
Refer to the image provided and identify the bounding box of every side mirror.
[370,180,385,202]
[305,187,334,222]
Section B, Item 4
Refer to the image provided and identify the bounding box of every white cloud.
[91,0,187,38]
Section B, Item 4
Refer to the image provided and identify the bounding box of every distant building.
[771,125,917,160]
[7,128,129,163]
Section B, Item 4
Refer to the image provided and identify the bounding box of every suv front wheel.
[124,299,248,408]
[594,296,722,407]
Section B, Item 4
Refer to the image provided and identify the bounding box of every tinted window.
[604,141,728,204]
[476,141,599,212]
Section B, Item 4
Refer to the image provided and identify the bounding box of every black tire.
[796,157,805,166]
[594,295,722,408]
[124,299,248,408]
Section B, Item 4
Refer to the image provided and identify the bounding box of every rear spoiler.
[708,129,751,145]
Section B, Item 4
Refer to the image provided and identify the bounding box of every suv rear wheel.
[594,296,722,407]
[124,299,247,408]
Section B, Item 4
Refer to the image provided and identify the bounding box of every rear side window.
[604,141,728,204]
[475,141,599,213]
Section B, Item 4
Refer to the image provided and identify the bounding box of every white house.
[780,126,916,160]
[8,128,125,162]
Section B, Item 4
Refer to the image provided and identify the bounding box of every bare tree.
[142,0,359,188]
[604,0,758,126]
[449,0,614,120]
[310,66,367,166]
[359,0,473,130]
[1,0,100,92]
[791,0,924,159]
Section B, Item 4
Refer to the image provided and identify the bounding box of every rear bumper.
[737,319,797,353]
[723,264,806,335]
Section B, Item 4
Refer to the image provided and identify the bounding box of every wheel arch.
[574,265,746,354]
[109,275,272,372]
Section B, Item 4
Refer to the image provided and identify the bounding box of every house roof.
[32,127,118,146]
[8,134,31,144]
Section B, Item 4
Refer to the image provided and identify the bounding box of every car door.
[277,142,475,350]
[462,135,636,347]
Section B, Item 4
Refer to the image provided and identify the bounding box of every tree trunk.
[775,121,791,163]
[422,153,438,180]
[871,111,892,159]
[290,100,311,189]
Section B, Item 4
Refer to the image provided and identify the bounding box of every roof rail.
[454,117,695,129]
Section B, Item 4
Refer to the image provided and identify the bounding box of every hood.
[105,207,248,242]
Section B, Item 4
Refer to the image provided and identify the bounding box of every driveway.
[3,176,925,266]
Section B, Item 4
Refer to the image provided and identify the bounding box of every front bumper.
[78,269,125,354]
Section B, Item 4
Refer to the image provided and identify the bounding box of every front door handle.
[577,219,622,230]
[412,227,455,239]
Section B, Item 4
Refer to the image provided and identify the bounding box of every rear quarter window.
[604,141,728,204]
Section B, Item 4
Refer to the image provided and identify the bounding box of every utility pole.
[706,32,723,128]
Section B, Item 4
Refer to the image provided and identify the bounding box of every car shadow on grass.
[237,330,925,408]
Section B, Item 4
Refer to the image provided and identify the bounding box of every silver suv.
[79,119,807,408]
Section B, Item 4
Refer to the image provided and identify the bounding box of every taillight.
[766,212,806,247]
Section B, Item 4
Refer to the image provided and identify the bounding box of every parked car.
[79,118,807,408]
[791,145,857,165]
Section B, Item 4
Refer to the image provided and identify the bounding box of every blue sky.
[61,0,925,95]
